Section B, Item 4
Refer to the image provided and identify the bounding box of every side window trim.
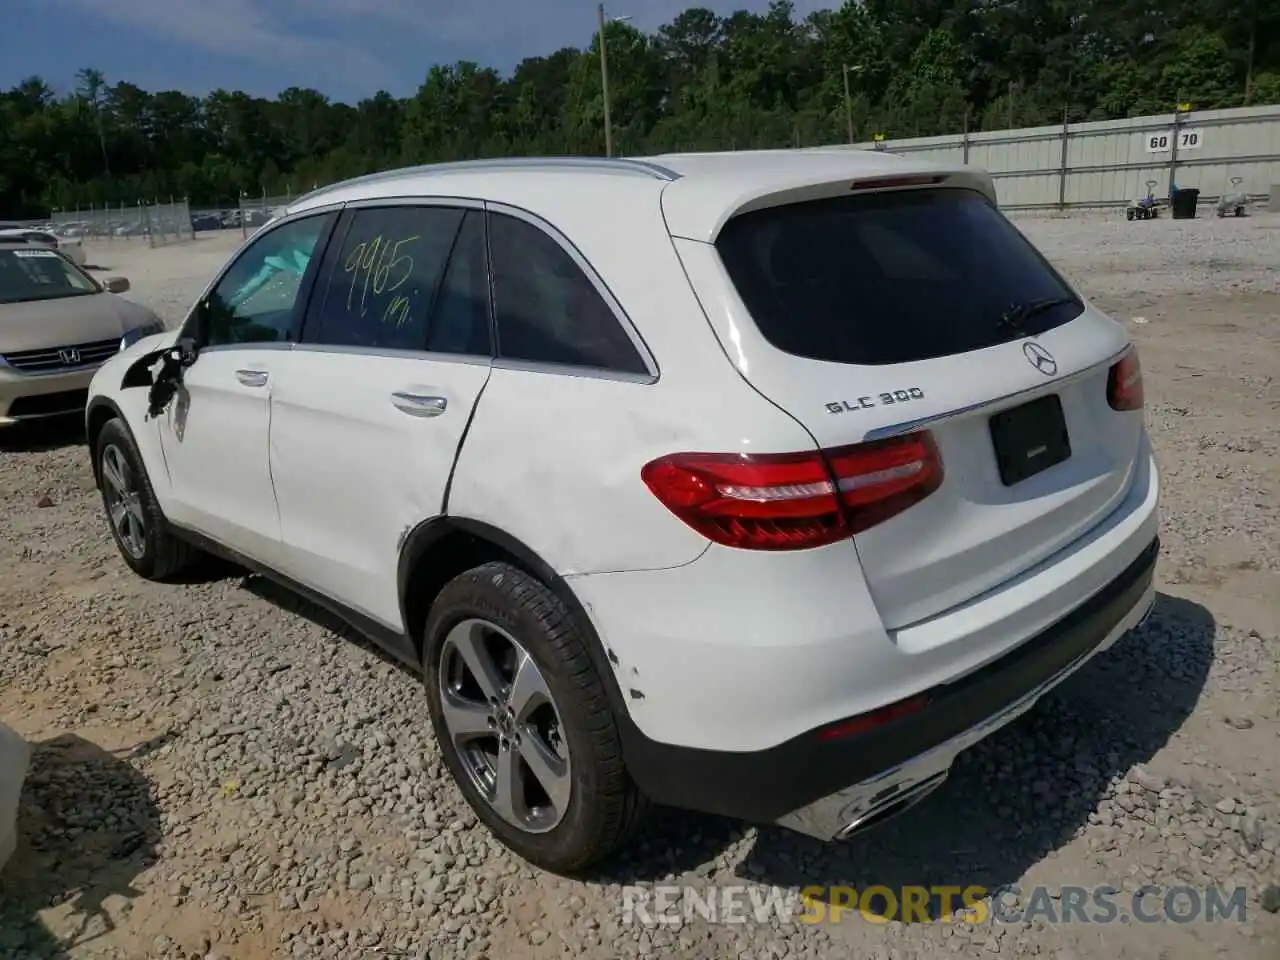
[292,197,489,361]
[178,202,344,351]
[294,207,357,347]
[285,207,347,344]
[483,201,659,383]
[423,208,494,360]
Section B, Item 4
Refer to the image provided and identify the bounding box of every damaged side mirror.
[120,337,199,390]
[120,337,200,419]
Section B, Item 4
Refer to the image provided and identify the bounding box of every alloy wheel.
[438,618,572,834]
[101,444,146,559]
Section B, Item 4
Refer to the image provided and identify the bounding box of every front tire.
[421,562,647,873]
[95,417,199,580]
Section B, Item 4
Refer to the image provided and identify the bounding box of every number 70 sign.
[1145,129,1204,153]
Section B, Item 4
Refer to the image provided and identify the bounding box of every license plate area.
[989,394,1071,486]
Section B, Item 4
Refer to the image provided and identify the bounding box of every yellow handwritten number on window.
[343,235,419,319]
[383,296,412,329]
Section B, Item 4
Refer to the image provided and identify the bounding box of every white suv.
[86,151,1159,873]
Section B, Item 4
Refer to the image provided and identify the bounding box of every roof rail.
[291,155,681,209]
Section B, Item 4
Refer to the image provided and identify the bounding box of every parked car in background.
[0,241,163,426]
[191,213,223,233]
[49,221,91,240]
[0,227,87,266]
[84,151,1158,873]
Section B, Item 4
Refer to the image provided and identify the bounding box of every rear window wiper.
[998,296,1078,334]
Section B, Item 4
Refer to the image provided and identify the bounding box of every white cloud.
[291,0,838,51]
[63,0,839,75]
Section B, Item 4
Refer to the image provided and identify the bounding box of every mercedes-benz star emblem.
[59,348,81,365]
[1022,341,1058,376]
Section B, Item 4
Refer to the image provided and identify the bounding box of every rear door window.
[714,188,1083,366]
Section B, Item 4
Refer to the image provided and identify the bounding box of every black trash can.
[1171,187,1200,219]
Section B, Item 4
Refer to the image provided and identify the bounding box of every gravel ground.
[1,212,1279,959]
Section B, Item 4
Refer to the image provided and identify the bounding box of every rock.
[349,873,372,893]
[1261,885,1280,914]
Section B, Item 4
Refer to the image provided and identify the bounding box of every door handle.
[391,392,447,417]
[234,369,269,388]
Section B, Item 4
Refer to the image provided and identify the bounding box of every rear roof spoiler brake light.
[847,174,948,192]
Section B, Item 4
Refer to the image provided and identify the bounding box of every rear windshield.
[715,188,1083,366]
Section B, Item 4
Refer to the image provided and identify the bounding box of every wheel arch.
[85,396,127,487]
[397,517,632,718]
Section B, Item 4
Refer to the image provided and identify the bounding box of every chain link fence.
[188,194,294,241]
[237,194,293,239]
[49,200,194,247]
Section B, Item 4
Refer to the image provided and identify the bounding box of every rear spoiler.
[663,163,998,243]
[723,169,998,232]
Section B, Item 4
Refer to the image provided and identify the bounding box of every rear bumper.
[776,538,1156,839]
[620,535,1158,831]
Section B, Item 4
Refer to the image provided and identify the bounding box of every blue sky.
[3,0,836,104]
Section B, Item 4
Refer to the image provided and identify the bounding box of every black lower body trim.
[171,525,419,668]
[616,536,1159,825]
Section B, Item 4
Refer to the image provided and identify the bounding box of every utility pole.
[1244,0,1257,105]
[598,3,614,157]
[842,64,854,144]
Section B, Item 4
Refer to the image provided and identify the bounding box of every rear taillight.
[1107,346,1144,411]
[641,431,943,551]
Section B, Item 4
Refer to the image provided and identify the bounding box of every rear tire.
[421,561,648,873]
[95,417,199,580]
[1126,208,1135,221]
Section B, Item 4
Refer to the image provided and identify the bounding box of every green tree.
[1,0,1274,215]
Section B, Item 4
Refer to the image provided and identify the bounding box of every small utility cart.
[1126,180,1162,220]
[1215,178,1248,217]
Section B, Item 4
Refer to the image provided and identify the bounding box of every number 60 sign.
[1145,129,1204,153]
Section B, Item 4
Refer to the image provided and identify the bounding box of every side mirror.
[103,276,130,294]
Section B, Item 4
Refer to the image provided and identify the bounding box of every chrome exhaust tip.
[1136,604,1155,631]
[835,771,949,841]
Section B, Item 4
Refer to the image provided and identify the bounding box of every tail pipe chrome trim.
[835,771,950,841]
